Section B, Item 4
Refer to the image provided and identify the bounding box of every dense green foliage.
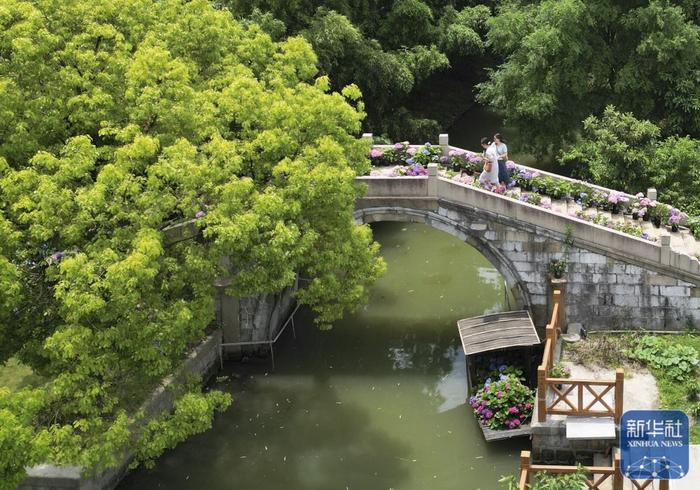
[562,107,700,215]
[479,0,700,154]
[0,0,384,484]
[500,466,588,490]
[627,335,699,382]
[133,390,232,469]
[219,0,491,140]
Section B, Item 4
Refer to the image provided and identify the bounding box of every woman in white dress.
[479,137,500,187]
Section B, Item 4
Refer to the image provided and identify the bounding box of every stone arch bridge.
[354,153,700,331]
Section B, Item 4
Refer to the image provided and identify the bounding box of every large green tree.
[562,106,700,215]
[479,0,700,154]
[0,0,384,485]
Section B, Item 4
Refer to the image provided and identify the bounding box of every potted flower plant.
[667,208,688,232]
[548,259,567,279]
[648,202,669,228]
[469,375,535,431]
[550,362,572,389]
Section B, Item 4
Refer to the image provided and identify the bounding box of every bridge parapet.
[356,171,700,284]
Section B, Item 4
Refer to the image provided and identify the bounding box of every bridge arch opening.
[355,207,533,315]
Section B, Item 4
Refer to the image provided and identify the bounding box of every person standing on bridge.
[479,137,499,188]
[493,133,510,187]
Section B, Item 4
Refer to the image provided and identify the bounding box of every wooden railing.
[518,451,669,490]
[536,291,624,423]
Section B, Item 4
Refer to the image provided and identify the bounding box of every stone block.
[521,241,545,253]
[626,264,644,275]
[513,261,537,272]
[504,230,531,242]
[648,274,679,286]
[520,271,544,284]
[659,285,690,297]
[614,295,639,307]
[469,223,487,231]
[611,264,628,274]
[507,251,531,262]
[570,272,592,283]
[484,231,497,240]
[527,283,547,295]
[616,273,643,285]
[530,294,548,305]
[609,284,636,295]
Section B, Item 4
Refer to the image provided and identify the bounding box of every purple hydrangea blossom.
[195,211,206,219]
[370,149,383,158]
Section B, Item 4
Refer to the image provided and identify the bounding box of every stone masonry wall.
[355,202,700,330]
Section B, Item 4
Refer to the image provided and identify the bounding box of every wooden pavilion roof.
[457,310,539,356]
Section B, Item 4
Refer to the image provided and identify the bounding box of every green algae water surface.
[120,222,527,490]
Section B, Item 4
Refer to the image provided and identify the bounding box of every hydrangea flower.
[195,210,206,219]
[370,148,383,158]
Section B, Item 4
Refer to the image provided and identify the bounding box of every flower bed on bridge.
[367,142,694,244]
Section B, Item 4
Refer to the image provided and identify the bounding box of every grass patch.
[563,334,640,369]
[0,358,45,391]
[564,333,700,443]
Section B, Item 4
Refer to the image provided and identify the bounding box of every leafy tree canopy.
[221,0,492,140]
[562,106,700,215]
[479,0,700,154]
[0,0,384,485]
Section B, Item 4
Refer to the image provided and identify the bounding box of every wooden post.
[613,452,622,490]
[615,368,624,423]
[553,288,565,330]
[519,451,531,489]
[659,480,669,490]
[537,366,547,422]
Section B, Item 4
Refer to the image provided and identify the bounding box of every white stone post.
[439,133,449,157]
[660,235,671,265]
[647,187,657,201]
[427,163,438,197]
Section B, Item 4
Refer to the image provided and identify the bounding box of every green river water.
[120,222,527,490]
